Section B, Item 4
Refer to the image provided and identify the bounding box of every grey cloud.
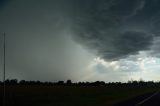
[0,0,96,81]
[149,37,160,57]
[111,31,153,59]
[0,0,9,9]
[71,0,156,61]
[108,0,145,18]
[1,0,160,82]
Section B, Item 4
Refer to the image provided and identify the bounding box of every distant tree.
[92,81,105,86]
[5,79,10,84]
[36,81,41,85]
[10,79,18,85]
[58,81,64,85]
[66,80,72,85]
[4,79,18,85]
[19,80,26,85]
[0,81,2,85]
[139,78,144,83]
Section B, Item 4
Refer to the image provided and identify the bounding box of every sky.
[1,0,160,82]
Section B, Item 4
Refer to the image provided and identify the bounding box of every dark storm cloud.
[70,0,160,61]
[0,0,9,7]
[1,0,160,82]
[0,0,95,81]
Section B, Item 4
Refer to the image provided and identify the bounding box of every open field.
[0,84,160,106]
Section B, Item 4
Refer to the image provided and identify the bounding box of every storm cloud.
[1,0,160,82]
[0,0,97,81]
[70,0,160,61]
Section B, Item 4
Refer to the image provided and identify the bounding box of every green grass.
[0,85,159,106]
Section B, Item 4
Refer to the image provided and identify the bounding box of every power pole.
[3,33,6,106]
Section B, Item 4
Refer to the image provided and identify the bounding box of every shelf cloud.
[71,0,160,61]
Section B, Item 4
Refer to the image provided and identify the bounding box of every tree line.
[0,79,160,87]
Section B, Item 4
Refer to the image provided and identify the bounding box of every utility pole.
[3,32,5,106]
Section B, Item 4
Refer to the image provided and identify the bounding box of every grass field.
[0,84,159,106]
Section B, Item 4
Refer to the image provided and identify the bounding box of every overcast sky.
[1,0,160,82]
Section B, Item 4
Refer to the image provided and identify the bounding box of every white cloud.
[86,52,160,82]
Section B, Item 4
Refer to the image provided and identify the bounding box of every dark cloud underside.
[70,0,160,61]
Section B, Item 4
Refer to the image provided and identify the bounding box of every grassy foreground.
[0,84,159,106]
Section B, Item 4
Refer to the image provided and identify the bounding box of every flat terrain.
[0,85,159,106]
